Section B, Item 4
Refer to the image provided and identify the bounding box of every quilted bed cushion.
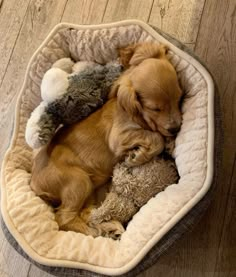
[1,20,214,276]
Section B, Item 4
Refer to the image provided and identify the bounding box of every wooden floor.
[0,0,235,276]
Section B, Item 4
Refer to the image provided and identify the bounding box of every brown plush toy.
[89,138,179,232]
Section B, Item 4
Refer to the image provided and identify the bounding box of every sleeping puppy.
[31,43,182,237]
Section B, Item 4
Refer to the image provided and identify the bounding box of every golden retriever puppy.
[31,43,182,237]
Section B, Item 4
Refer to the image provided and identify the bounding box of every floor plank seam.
[212,154,236,275]
[60,0,70,22]
[0,0,31,90]
[0,0,3,14]
[147,0,155,22]
[194,0,207,51]
[228,153,236,195]
[101,0,110,23]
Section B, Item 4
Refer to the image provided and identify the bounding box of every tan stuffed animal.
[89,138,179,236]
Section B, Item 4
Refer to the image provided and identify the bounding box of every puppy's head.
[111,43,183,137]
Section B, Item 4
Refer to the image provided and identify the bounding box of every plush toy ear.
[119,43,168,68]
[52,58,75,73]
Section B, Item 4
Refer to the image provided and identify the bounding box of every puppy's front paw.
[125,147,149,167]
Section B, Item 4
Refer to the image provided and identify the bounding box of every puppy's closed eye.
[152,108,161,112]
[145,105,162,112]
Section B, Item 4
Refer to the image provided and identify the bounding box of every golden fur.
[31,43,182,237]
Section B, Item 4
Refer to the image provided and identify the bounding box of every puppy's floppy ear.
[119,43,168,67]
[109,81,120,99]
[118,44,138,68]
[130,43,168,66]
[115,76,142,117]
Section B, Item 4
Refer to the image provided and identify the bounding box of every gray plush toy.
[25,58,122,148]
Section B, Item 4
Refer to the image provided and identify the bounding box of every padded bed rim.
[0,19,215,276]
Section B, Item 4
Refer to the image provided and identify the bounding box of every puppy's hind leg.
[55,169,100,237]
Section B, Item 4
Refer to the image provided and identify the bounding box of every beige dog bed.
[1,20,214,276]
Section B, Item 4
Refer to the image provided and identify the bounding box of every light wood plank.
[184,43,195,50]
[0,0,68,164]
[0,224,30,277]
[102,0,154,22]
[27,264,54,277]
[62,0,108,24]
[149,0,205,43]
[0,0,31,83]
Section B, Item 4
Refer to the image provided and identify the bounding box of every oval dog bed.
[1,20,215,276]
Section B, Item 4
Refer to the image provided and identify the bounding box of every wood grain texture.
[62,0,108,24]
[102,0,154,22]
[27,265,54,277]
[214,156,236,276]
[0,0,3,10]
[214,196,236,276]
[0,0,67,163]
[0,227,30,277]
[149,0,206,43]
[195,0,236,274]
[0,0,31,83]
[184,43,195,50]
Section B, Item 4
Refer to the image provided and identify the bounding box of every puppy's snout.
[167,126,180,135]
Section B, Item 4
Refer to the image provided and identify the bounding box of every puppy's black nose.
[168,126,180,134]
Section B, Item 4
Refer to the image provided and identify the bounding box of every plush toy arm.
[52,58,75,73]
[89,192,137,225]
[72,61,98,74]
[25,102,58,148]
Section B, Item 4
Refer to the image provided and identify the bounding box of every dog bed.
[1,20,215,276]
